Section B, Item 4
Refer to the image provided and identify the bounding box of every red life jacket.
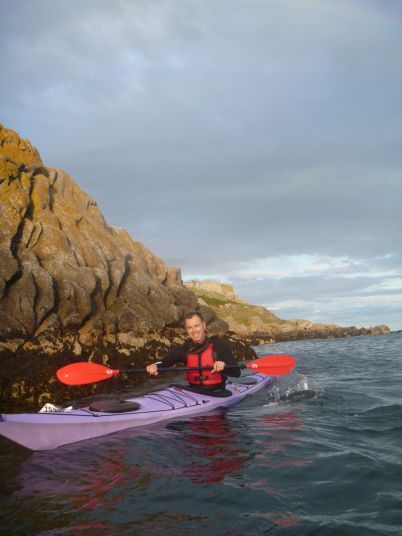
[186,342,224,386]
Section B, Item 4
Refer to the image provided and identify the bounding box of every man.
[146,311,240,391]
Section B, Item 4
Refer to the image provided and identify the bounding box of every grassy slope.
[188,287,288,333]
[187,287,391,341]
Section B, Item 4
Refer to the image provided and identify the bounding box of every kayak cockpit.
[170,384,232,397]
[88,400,141,413]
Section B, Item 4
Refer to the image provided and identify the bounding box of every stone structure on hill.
[185,279,391,342]
[185,280,244,302]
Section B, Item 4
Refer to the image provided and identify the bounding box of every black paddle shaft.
[122,364,246,374]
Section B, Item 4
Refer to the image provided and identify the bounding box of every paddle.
[56,354,296,386]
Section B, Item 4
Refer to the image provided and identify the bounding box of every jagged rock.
[0,125,214,344]
[0,125,391,411]
[0,125,234,410]
[164,266,183,286]
[166,285,198,320]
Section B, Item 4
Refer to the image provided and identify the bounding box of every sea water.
[0,333,401,535]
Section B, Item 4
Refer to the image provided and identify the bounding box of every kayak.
[0,373,272,451]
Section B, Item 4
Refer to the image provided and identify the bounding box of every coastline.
[0,328,393,412]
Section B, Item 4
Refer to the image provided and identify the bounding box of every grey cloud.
[1,0,401,328]
[232,272,402,329]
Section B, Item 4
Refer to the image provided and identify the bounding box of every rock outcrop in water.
[0,125,241,410]
[0,125,391,411]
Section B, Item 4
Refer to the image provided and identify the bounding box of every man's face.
[184,315,206,344]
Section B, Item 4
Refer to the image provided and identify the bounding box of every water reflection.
[166,413,249,483]
[2,402,309,535]
[241,407,308,529]
[2,335,398,534]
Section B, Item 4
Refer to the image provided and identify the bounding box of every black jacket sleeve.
[158,344,187,367]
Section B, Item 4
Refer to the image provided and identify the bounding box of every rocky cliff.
[186,281,391,343]
[0,125,248,411]
[0,125,391,411]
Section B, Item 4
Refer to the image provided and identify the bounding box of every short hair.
[184,310,205,323]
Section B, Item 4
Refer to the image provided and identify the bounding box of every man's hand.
[212,360,225,373]
[146,364,159,376]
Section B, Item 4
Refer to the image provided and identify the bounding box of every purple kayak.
[0,373,272,451]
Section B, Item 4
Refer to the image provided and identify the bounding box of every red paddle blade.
[246,354,295,376]
[56,362,120,385]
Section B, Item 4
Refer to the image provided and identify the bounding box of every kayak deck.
[0,374,272,451]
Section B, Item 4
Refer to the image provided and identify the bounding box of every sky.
[1,0,401,330]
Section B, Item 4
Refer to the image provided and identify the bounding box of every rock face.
[0,125,391,411]
[0,125,233,410]
[186,280,391,343]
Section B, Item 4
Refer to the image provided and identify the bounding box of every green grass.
[187,286,286,327]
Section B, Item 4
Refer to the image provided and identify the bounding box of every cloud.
[1,0,401,329]
[186,252,402,329]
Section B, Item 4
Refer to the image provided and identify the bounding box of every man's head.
[184,311,206,344]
